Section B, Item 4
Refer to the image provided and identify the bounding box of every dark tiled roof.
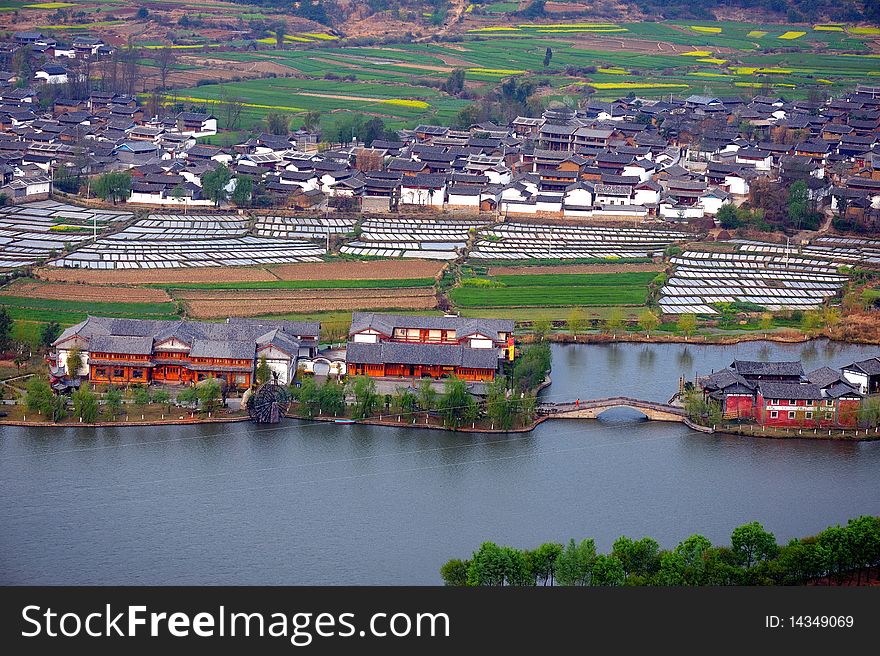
[346,341,500,370]
[349,312,513,339]
[843,357,880,375]
[732,360,805,377]
[757,382,823,400]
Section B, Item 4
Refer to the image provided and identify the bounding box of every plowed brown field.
[177,288,432,301]
[187,293,436,318]
[35,267,279,284]
[270,260,444,280]
[1,280,172,303]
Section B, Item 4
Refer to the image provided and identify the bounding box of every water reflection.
[801,343,818,365]
[676,348,694,371]
[637,347,656,370]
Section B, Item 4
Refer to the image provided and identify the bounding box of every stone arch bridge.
[538,397,686,423]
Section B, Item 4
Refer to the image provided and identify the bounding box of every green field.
[158,278,436,290]
[450,272,655,308]
[184,19,880,133]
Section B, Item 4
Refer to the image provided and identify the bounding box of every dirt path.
[487,263,665,276]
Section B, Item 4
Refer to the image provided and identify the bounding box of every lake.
[2,339,879,584]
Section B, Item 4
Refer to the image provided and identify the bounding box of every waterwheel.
[247,383,291,424]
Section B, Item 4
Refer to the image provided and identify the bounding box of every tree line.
[441,516,880,586]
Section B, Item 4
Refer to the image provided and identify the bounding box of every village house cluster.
[699,358,880,427]
[47,312,515,393]
[0,57,878,226]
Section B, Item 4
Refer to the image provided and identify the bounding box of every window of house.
[113,368,124,378]
[771,399,779,405]
[825,399,833,406]
[789,399,797,406]
[131,370,144,379]
[788,411,796,419]
[94,368,106,377]
[770,411,778,419]
[825,412,833,420]
[805,412,813,419]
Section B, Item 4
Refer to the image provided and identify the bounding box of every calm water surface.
[2,340,879,584]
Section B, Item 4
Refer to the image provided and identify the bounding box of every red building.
[699,360,862,427]
[345,312,514,382]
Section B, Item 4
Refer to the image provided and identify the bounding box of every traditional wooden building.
[345,313,514,382]
[49,317,319,390]
[699,360,862,427]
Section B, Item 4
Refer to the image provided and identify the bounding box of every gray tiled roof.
[89,334,154,355]
[757,382,823,400]
[843,357,880,375]
[349,312,513,339]
[346,341,500,370]
[189,339,255,360]
[732,360,805,377]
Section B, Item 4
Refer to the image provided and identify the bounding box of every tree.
[391,387,418,417]
[294,376,320,418]
[303,110,322,132]
[72,387,98,423]
[486,375,513,430]
[318,380,346,416]
[638,309,659,337]
[674,534,712,584]
[47,394,68,422]
[25,378,54,417]
[613,536,660,582]
[467,542,509,586]
[800,310,823,334]
[591,553,625,586]
[677,313,697,338]
[104,386,123,419]
[92,171,131,204]
[131,386,151,407]
[716,204,740,229]
[151,388,172,414]
[532,319,551,342]
[350,376,379,419]
[0,306,13,351]
[527,542,563,586]
[417,379,436,412]
[155,47,176,90]
[443,68,465,96]
[567,307,588,337]
[177,386,199,410]
[65,346,84,378]
[817,524,852,584]
[256,355,272,386]
[266,111,290,136]
[170,184,186,205]
[273,20,287,48]
[604,308,625,336]
[731,521,778,569]
[196,378,223,414]
[231,176,253,207]
[40,321,62,348]
[759,312,774,331]
[437,377,478,428]
[857,396,880,428]
[543,47,552,67]
[201,164,231,207]
[787,180,809,228]
[440,559,470,586]
[845,516,880,586]
[512,343,551,392]
[555,538,596,586]
[136,7,149,19]
[655,550,687,585]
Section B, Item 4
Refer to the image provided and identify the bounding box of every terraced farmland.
[657,238,880,315]
[450,271,656,308]
[340,217,491,260]
[49,214,324,269]
[469,223,691,261]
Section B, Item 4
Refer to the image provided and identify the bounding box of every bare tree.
[156,47,176,91]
